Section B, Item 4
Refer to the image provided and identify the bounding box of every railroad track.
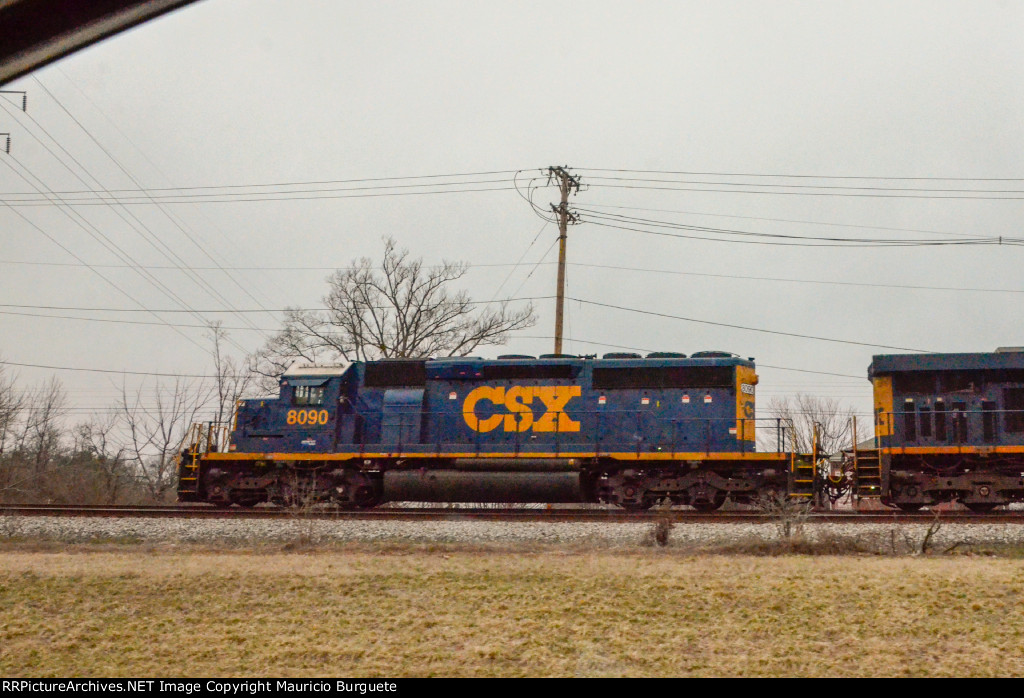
[2,504,1023,523]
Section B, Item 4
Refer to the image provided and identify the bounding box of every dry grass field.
[2,544,1024,677]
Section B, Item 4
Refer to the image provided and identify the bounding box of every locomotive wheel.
[965,503,998,514]
[620,498,655,512]
[691,491,727,512]
[352,484,382,509]
[895,502,925,512]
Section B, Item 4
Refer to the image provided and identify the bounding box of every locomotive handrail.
[294,407,796,457]
[874,408,1024,450]
[182,421,231,455]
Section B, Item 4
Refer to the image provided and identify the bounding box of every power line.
[579,208,1024,248]
[493,336,866,379]
[584,181,1024,201]
[0,167,525,196]
[0,259,553,271]
[0,296,544,330]
[0,162,210,354]
[0,102,252,352]
[0,295,550,314]
[7,166,1019,204]
[567,262,1024,295]
[0,309,272,330]
[583,174,1024,195]
[25,79,276,339]
[4,175,520,199]
[0,299,549,341]
[579,207,1024,245]
[565,297,932,353]
[513,169,559,224]
[0,359,214,378]
[5,255,1024,294]
[581,202,1000,241]
[0,182,519,206]
[507,239,559,300]
[50,67,293,312]
[1,349,864,382]
[576,167,1024,182]
[585,217,1016,249]
[2,154,234,350]
[6,164,1017,199]
[489,220,550,302]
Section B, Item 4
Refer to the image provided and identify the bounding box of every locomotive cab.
[870,349,1024,511]
[231,362,354,454]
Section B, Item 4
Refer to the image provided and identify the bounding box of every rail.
[4,503,1022,523]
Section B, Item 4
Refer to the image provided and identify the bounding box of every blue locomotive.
[866,348,1024,512]
[179,352,796,509]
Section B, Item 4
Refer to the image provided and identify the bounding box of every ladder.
[851,416,882,503]
[177,422,230,498]
[786,419,819,499]
[789,454,817,500]
[853,450,883,502]
[788,420,817,500]
[176,423,206,497]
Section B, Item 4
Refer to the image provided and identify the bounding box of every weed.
[919,513,942,555]
[756,491,813,541]
[649,503,674,547]
[283,472,331,550]
[716,533,875,556]
[888,511,947,556]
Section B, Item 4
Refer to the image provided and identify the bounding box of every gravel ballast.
[3,514,1024,549]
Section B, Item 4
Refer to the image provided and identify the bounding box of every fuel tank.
[383,470,585,503]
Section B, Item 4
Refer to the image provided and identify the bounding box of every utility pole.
[547,166,580,354]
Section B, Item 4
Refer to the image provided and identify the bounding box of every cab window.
[294,385,325,406]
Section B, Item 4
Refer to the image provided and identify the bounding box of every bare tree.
[0,364,22,458]
[0,365,26,499]
[18,377,67,474]
[72,414,133,504]
[119,378,212,502]
[207,321,255,427]
[758,393,867,456]
[251,237,535,385]
[1,376,73,503]
[0,327,247,504]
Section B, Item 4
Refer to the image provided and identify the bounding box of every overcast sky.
[2,0,1023,422]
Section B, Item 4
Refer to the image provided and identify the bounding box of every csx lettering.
[286,409,330,426]
[463,385,581,433]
